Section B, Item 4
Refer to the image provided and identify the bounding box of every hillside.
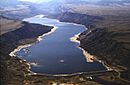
[0,16,23,35]
[57,3,130,84]
[0,16,53,85]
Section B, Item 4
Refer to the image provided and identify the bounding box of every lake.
[16,15,106,75]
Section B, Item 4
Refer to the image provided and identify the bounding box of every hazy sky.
[19,0,52,3]
[19,0,101,3]
[19,0,128,3]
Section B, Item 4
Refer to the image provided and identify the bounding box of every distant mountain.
[97,0,130,5]
[32,0,92,14]
[0,0,20,7]
[1,0,130,15]
[62,0,130,5]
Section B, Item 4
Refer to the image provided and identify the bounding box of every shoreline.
[70,33,113,72]
[2,14,127,85]
[9,26,57,75]
[8,15,110,77]
[9,26,57,57]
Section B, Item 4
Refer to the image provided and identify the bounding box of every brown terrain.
[0,17,23,35]
[0,3,130,85]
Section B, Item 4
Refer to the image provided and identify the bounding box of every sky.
[19,0,129,3]
[19,0,101,3]
[19,0,52,3]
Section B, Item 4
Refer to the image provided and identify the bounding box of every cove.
[16,15,106,75]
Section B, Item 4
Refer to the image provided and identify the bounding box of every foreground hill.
[0,16,53,85]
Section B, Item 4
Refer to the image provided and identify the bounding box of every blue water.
[16,15,106,74]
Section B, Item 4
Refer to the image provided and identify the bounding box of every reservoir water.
[16,15,106,75]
